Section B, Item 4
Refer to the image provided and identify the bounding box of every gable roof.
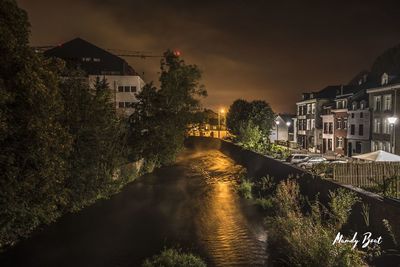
[44,38,136,76]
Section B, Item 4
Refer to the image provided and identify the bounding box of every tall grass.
[266,179,366,267]
[142,248,206,267]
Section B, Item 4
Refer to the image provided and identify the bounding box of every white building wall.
[89,75,145,116]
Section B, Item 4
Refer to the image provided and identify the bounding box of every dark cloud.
[18,0,400,112]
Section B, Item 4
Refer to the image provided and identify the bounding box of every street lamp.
[275,120,280,142]
[286,121,291,149]
[388,116,398,153]
[218,108,225,138]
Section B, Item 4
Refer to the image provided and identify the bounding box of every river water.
[1,149,267,267]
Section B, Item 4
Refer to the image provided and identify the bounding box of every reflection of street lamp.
[275,120,280,142]
[218,108,225,138]
[388,116,398,153]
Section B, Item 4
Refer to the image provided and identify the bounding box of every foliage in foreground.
[266,179,366,267]
[142,248,206,267]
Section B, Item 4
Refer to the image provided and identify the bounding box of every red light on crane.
[174,50,181,56]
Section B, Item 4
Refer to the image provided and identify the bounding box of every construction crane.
[106,48,163,59]
[32,45,180,59]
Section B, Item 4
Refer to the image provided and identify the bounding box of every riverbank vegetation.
[142,248,206,267]
[237,172,372,266]
[0,0,206,250]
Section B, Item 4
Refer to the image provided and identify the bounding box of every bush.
[142,248,206,267]
[266,179,366,266]
[255,197,274,211]
[238,179,253,199]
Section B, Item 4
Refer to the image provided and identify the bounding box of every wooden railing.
[333,162,400,199]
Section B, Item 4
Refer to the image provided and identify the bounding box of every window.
[311,103,316,114]
[297,106,301,115]
[360,112,363,118]
[337,101,342,109]
[323,123,328,134]
[328,122,333,134]
[131,86,137,92]
[350,124,355,135]
[337,118,342,129]
[118,86,124,92]
[125,102,131,108]
[343,118,348,129]
[336,137,343,148]
[351,113,355,118]
[124,86,130,92]
[359,124,364,136]
[360,102,365,109]
[328,139,333,150]
[306,119,311,130]
[93,58,101,62]
[383,94,392,111]
[373,118,381,133]
[82,57,91,62]
[311,119,315,130]
[383,118,390,134]
[118,102,124,108]
[352,102,357,110]
[381,73,389,85]
[307,104,311,114]
[374,96,382,111]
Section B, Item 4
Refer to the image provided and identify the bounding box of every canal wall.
[185,136,400,246]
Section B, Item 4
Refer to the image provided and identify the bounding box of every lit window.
[383,94,392,111]
[336,137,343,148]
[93,58,101,62]
[374,96,382,111]
[383,118,390,134]
[373,118,381,133]
[82,57,91,62]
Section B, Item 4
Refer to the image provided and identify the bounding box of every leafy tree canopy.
[129,50,206,166]
[226,99,275,136]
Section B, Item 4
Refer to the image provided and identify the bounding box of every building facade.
[296,86,337,152]
[44,38,145,116]
[321,105,334,153]
[347,91,370,156]
[367,73,400,154]
[270,114,297,145]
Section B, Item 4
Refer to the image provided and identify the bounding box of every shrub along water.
[142,248,206,267]
[266,179,367,267]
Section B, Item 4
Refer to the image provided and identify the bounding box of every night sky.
[18,0,400,113]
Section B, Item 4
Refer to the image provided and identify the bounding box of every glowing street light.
[286,121,291,127]
[388,116,398,153]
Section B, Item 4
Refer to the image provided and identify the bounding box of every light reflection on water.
[177,150,267,267]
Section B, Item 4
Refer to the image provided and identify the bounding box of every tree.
[0,0,71,247]
[226,99,275,136]
[226,99,252,136]
[59,72,127,211]
[129,50,206,166]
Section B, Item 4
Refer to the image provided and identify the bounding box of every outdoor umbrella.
[352,150,400,162]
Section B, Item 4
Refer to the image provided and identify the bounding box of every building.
[270,114,297,146]
[44,38,145,116]
[347,89,370,156]
[367,73,400,154]
[321,103,335,153]
[296,86,337,152]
